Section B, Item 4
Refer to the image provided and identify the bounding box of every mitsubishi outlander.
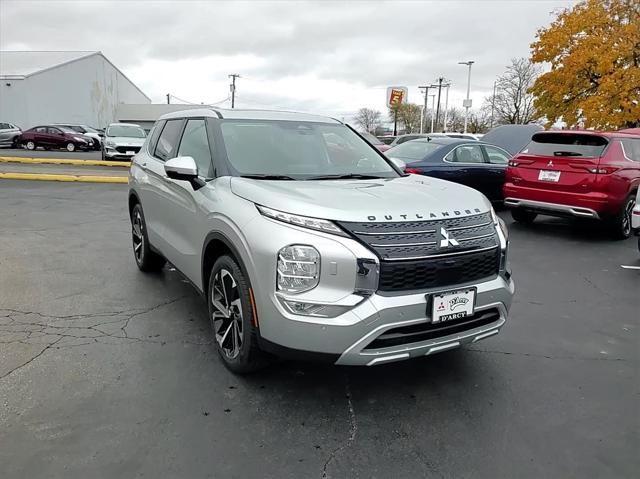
[128,108,514,373]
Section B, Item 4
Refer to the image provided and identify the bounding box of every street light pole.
[443,84,450,132]
[419,86,429,134]
[458,61,474,133]
[229,73,240,109]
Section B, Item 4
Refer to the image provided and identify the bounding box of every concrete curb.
[0,156,130,168]
[0,172,128,184]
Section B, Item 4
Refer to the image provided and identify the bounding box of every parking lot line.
[0,156,130,168]
[0,172,128,184]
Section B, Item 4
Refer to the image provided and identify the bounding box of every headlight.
[106,140,116,148]
[73,136,87,143]
[277,245,320,293]
[490,207,510,274]
[257,205,347,236]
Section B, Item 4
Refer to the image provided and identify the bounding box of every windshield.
[386,141,446,161]
[107,125,146,138]
[523,133,608,158]
[360,132,383,145]
[220,120,399,179]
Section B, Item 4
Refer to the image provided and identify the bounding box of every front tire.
[208,255,268,374]
[511,209,537,224]
[131,203,166,272]
[608,194,636,240]
[66,142,76,152]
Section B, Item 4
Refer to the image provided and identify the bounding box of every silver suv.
[128,108,514,373]
[103,123,146,161]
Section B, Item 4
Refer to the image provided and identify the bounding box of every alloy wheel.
[622,198,635,237]
[132,210,144,263]
[26,141,35,150]
[67,143,75,152]
[211,269,243,359]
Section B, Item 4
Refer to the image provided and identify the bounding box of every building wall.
[0,54,150,130]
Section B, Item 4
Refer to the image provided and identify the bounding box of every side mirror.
[389,157,406,171]
[164,156,205,190]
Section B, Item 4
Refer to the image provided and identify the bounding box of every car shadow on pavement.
[504,215,622,243]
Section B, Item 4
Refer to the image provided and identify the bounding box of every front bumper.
[260,275,513,366]
[105,148,137,160]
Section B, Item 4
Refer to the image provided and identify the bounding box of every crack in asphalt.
[0,337,63,380]
[0,297,210,381]
[468,348,626,362]
[322,373,357,479]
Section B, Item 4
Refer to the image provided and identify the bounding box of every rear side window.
[523,133,608,158]
[147,121,164,154]
[154,119,184,161]
[620,139,640,162]
[0,123,9,129]
[177,119,213,176]
[35,127,46,133]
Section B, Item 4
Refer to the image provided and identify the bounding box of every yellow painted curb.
[0,156,130,168]
[0,172,128,184]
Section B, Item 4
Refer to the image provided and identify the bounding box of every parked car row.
[391,127,640,241]
[19,125,98,152]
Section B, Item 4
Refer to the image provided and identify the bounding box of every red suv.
[504,131,640,238]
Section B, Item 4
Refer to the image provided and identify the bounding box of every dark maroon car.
[19,125,94,152]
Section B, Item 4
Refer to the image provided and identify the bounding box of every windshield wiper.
[306,174,385,180]
[553,151,583,157]
[240,174,296,180]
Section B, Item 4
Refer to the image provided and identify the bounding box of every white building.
[0,51,151,129]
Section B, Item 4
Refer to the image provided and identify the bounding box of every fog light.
[279,297,353,318]
[277,245,320,293]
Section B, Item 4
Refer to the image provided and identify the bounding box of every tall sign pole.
[458,61,474,133]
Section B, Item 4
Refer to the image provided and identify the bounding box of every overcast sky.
[1,0,576,122]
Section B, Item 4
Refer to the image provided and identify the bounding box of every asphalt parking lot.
[1,180,638,479]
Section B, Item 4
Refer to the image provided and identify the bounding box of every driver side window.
[447,144,484,163]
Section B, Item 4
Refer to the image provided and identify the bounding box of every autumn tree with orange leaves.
[530,0,640,129]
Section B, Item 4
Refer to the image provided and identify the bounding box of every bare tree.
[388,103,422,133]
[444,107,465,132]
[486,58,541,125]
[354,108,382,133]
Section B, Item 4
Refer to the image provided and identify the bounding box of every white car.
[632,189,640,253]
[102,123,146,161]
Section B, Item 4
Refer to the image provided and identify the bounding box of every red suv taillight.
[405,167,422,174]
[568,163,620,175]
[509,159,534,167]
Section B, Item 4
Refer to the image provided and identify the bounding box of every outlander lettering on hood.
[366,208,483,222]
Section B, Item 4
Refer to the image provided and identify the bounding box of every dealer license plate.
[431,289,475,323]
[538,170,561,182]
[126,150,135,155]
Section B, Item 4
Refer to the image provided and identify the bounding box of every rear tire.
[608,194,635,240]
[131,203,166,272]
[25,140,36,150]
[511,209,537,224]
[208,255,269,374]
[66,142,76,152]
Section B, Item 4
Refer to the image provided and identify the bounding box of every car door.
[47,127,64,148]
[137,118,185,256]
[33,126,48,146]
[481,145,510,201]
[443,143,486,192]
[158,118,216,283]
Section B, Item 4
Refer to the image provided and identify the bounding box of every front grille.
[364,308,501,350]
[337,213,501,292]
[337,212,497,260]
[115,146,141,154]
[378,247,499,292]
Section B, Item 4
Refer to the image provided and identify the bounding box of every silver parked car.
[128,108,514,373]
[0,122,21,147]
[102,123,146,161]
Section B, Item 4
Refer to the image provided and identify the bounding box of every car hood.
[230,175,491,223]
[107,136,145,146]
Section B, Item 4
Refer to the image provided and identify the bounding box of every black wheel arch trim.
[201,231,252,297]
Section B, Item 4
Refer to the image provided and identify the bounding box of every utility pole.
[418,86,429,134]
[434,77,443,132]
[458,61,474,133]
[429,94,436,133]
[166,93,170,104]
[443,84,450,132]
[229,73,240,109]
[489,79,497,129]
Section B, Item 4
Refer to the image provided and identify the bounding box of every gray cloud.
[1,0,576,113]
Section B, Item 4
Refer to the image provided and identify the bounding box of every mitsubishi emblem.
[547,160,554,168]
[440,227,459,248]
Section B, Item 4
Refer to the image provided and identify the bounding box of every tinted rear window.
[387,141,446,161]
[523,133,608,158]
